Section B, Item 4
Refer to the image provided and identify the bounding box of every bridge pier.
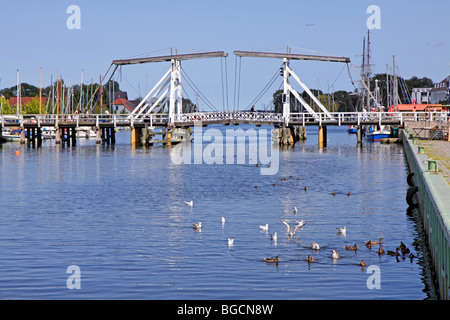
[273,125,306,146]
[357,127,363,145]
[318,125,327,148]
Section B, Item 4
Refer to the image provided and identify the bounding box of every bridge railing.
[2,111,448,127]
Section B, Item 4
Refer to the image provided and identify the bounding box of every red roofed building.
[8,97,48,107]
[113,98,137,114]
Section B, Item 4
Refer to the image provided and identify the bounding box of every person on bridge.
[251,105,257,112]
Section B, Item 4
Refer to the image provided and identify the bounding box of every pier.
[403,123,450,300]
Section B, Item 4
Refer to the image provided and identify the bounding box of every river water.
[0,125,437,299]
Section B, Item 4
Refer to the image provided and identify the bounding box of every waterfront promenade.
[403,121,450,300]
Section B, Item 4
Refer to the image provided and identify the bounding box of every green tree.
[24,97,42,114]
[0,96,14,114]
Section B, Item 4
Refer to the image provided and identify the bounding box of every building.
[112,98,137,114]
[8,97,48,107]
[429,76,450,104]
[411,88,432,104]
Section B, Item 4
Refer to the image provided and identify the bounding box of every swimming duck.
[345,244,359,251]
[304,186,307,191]
[386,248,400,256]
[365,238,384,247]
[399,242,406,250]
[192,222,202,231]
[308,255,316,263]
[331,191,336,196]
[259,224,269,231]
[265,256,280,263]
[408,253,417,259]
[311,242,320,250]
[359,260,367,267]
[331,250,340,259]
[347,192,351,196]
[401,247,410,255]
[377,247,385,255]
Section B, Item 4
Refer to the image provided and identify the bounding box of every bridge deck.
[1,111,447,129]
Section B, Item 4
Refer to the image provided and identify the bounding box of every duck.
[192,222,202,231]
[311,242,320,250]
[308,255,316,263]
[331,191,336,196]
[227,238,234,246]
[408,253,417,259]
[259,224,269,231]
[359,260,367,267]
[270,232,278,241]
[386,248,400,256]
[345,244,359,251]
[347,192,351,196]
[185,200,194,207]
[265,256,280,263]
[304,186,307,191]
[365,238,384,247]
[401,247,410,255]
[377,247,385,255]
[331,250,340,259]
[399,241,407,250]
[336,226,346,235]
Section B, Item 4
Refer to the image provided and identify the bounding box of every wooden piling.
[318,125,327,148]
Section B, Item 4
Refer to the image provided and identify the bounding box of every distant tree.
[0,96,14,114]
[24,97,42,114]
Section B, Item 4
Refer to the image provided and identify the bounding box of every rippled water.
[0,125,436,299]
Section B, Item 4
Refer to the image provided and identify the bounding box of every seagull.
[280,219,305,237]
[312,242,320,250]
[221,217,226,225]
[336,226,346,235]
[331,250,340,259]
[293,207,298,215]
[192,222,202,231]
[228,238,234,246]
[259,224,269,231]
[185,200,193,207]
[270,232,277,241]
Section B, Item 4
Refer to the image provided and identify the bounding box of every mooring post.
[357,127,363,145]
[71,127,77,146]
[318,125,327,148]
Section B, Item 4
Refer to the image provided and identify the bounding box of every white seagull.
[280,219,305,237]
[259,224,269,231]
[221,217,226,225]
[336,226,346,235]
[192,222,202,231]
[227,238,234,246]
[270,232,278,241]
[331,250,340,259]
[185,200,194,207]
[312,242,320,250]
[294,207,298,215]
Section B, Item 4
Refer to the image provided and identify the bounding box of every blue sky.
[1,0,449,110]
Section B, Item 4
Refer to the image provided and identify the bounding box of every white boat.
[1,128,21,142]
[76,127,97,139]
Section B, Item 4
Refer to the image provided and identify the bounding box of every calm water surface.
[0,125,437,299]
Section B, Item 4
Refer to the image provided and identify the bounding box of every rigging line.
[224,56,229,111]
[181,67,216,111]
[220,57,225,112]
[233,56,238,111]
[237,56,242,111]
[180,67,217,112]
[245,64,282,110]
[329,63,346,89]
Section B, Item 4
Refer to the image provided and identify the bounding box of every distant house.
[112,98,137,114]
[429,76,450,104]
[8,97,47,107]
[411,88,432,104]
